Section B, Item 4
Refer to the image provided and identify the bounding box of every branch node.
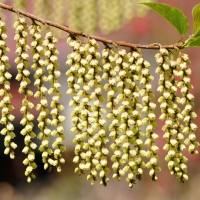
[16,9,20,19]
[112,42,119,50]
[152,43,162,49]
[31,18,37,25]
[103,42,111,49]
[44,22,50,31]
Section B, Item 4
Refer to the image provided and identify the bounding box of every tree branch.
[0,3,183,50]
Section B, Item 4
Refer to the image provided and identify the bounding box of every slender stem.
[0,3,184,50]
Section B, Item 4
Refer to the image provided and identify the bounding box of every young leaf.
[192,4,200,33]
[141,2,189,36]
[193,27,200,38]
[185,37,200,47]
[185,27,200,47]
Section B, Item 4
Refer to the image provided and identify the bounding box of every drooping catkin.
[175,51,199,155]
[43,30,66,172]
[116,49,146,187]
[66,36,109,185]
[136,49,160,181]
[14,16,37,183]
[85,39,109,186]
[0,19,17,159]
[66,35,87,177]
[155,48,189,182]
[127,49,159,185]
[105,48,147,187]
[120,49,152,186]
[103,48,122,181]
[29,23,53,171]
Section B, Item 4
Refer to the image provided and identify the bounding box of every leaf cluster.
[141,2,200,47]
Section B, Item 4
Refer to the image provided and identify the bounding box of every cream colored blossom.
[14,16,36,183]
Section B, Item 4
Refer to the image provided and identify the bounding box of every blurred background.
[0,0,200,199]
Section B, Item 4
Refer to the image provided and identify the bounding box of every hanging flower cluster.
[137,50,160,181]
[66,36,110,186]
[176,51,199,155]
[43,31,66,172]
[14,15,37,183]
[12,16,66,182]
[84,39,109,186]
[0,19,16,159]
[29,23,52,171]
[66,35,86,176]
[66,37,162,187]
[155,47,199,182]
[0,9,198,187]
[65,36,199,186]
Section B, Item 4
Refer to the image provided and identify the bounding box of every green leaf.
[185,27,200,47]
[185,37,200,47]
[141,2,189,36]
[192,4,200,33]
[193,27,200,38]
